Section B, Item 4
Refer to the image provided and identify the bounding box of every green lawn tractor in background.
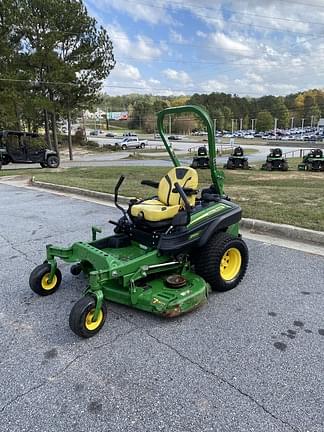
[224,146,250,170]
[29,105,249,338]
[261,148,288,171]
[190,145,210,169]
[298,148,324,171]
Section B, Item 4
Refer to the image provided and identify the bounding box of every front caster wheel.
[29,263,62,296]
[69,296,107,338]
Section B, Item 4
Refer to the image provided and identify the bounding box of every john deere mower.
[191,145,210,169]
[29,105,249,338]
[261,148,288,171]
[298,148,324,171]
[224,146,250,170]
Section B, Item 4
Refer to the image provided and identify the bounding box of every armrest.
[141,180,159,188]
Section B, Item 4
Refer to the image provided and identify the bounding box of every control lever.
[174,182,191,225]
[114,175,127,217]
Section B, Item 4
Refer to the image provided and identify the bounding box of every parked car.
[105,132,115,137]
[115,137,147,150]
[168,135,182,140]
[123,132,137,137]
[0,130,60,169]
[90,130,103,136]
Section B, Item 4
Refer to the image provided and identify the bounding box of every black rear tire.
[195,232,248,292]
[1,155,10,166]
[69,295,107,338]
[47,155,60,168]
[191,160,198,168]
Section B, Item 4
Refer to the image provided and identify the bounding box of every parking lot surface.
[0,184,323,432]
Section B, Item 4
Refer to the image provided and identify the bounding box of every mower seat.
[131,167,198,222]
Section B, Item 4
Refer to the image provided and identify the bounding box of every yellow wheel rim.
[85,309,103,331]
[41,273,58,291]
[220,248,242,281]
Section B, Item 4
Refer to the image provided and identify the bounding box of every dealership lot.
[0,184,324,432]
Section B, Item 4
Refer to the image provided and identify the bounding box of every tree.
[256,111,273,131]
[5,0,115,156]
[274,98,289,129]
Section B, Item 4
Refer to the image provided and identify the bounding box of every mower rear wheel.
[195,232,248,292]
[29,263,62,296]
[69,295,107,338]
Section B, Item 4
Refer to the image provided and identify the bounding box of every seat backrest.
[198,146,207,156]
[158,167,198,207]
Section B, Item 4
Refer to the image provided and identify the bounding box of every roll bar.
[157,105,224,195]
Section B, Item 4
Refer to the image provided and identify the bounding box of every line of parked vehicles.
[222,126,324,142]
[190,145,324,172]
[89,126,324,143]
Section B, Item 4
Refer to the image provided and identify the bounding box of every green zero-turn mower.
[224,146,250,170]
[29,105,249,338]
[261,148,288,171]
[298,148,324,171]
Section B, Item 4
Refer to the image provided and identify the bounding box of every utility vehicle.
[0,130,59,169]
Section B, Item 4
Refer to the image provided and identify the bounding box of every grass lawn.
[18,163,322,231]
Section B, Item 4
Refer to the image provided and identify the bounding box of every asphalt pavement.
[1,183,324,432]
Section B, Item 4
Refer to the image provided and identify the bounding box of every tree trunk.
[67,110,73,161]
[44,109,52,149]
[51,110,59,154]
[13,102,20,131]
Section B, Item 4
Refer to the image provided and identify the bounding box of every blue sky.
[85,0,324,97]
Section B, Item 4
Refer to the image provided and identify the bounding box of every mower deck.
[47,239,208,317]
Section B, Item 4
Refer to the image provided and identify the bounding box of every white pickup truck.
[115,137,147,150]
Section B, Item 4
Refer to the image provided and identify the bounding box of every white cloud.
[93,0,324,97]
[111,63,141,80]
[211,32,253,57]
[196,30,207,38]
[108,26,162,60]
[92,0,169,25]
[163,68,192,84]
[200,80,229,93]
[136,36,162,60]
[170,30,186,44]
[148,78,161,85]
[246,72,263,83]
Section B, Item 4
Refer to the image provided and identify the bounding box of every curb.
[31,178,133,205]
[31,178,324,246]
[240,218,324,246]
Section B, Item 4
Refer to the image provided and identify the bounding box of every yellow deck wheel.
[30,263,62,296]
[220,248,242,281]
[69,296,107,338]
[84,309,103,331]
[41,273,58,291]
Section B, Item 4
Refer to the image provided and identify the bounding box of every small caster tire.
[29,263,62,296]
[69,295,107,338]
[70,263,82,276]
